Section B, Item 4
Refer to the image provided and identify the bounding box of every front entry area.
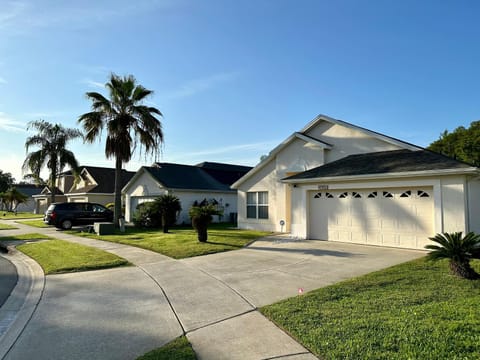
[308,187,434,250]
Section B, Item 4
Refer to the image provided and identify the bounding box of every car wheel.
[61,219,73,230]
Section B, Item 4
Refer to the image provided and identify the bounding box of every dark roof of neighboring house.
[284,150,476,180]
[143,162,250,191]
[68,166,135,194]
[13,184,43,197]
[195,162,253,186]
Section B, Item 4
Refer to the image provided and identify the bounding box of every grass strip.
[261,257,480,360]
[0,223,17,230]
[0,212,43,220]
[70,224,270,259]
[15,219,49,228]
[137,336,197,360]
[17,239,130,274]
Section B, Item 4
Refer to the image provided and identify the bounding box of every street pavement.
[0,257,16,309]
[0,219,425,359]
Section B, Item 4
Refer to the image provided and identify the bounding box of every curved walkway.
[0,220,425,359]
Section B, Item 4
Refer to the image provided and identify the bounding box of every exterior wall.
[66,194,113,206]
[306,122,403,163]
[467,177,480,234]
[289,175,469,239]
[33,195,67,214]
[15,198,35,213]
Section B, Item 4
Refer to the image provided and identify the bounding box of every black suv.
[44,202,113,230]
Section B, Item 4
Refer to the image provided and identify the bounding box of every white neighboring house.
[232,114,480,250]
[123,162,252,224]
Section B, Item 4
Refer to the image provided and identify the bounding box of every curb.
[0,248,45,359]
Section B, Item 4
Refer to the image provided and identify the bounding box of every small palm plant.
[189,204,222,242]
[155,194,182,233]
[425,232,480,279]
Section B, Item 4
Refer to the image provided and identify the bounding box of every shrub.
[189,203,222,242]
[132,202,162,228]
[426,231,480,279]
[155,194,182,233]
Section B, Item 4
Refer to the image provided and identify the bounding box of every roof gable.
[232,114,422,189]
[67,166,135,194]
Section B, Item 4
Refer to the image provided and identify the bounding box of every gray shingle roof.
[144,162,251,191]
[284,150,475,180]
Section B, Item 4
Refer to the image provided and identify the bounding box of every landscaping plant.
[189,203,222,242]
[425,231,480,279]
[132,202,162,228]
[155,194,181,233]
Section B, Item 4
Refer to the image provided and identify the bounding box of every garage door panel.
[309,187,434,250]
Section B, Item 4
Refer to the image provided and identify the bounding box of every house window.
[247,191,269,219]
[314,192,322,198]
[400,190,411,198]
[339,192,348,198]
[417,190,430,198]
[368,191,377,198]
[352,191,361,198]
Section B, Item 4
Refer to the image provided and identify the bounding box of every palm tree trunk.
[449,260,480,279]
[114,157,122,228]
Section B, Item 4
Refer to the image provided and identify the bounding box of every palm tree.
[425,232,480,279]
[78,74,163,227]
[155,194,182,233]
[189,204,222,242]
[2,187,28,212]
[23,120,82,203]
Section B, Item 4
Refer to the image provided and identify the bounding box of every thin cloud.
[164,72,239,100]
[80,78,105,89]
[0,1,182,35]
[0,113,27,132]
[0,77,7,84]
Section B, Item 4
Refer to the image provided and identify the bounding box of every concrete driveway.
[182,236,426,307]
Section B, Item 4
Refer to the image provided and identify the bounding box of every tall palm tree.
[426,232,480,279]
[78,73,164,226]
[23,120,82,203]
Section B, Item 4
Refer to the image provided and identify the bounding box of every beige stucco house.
[232,114,480,250]
[33,166,135,213]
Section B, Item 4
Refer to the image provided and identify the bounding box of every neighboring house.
[6,184,43,213]
[33,166,135,214]
[123,162,252,224]
[232,114,480,250]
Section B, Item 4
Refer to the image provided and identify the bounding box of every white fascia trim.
[302,114,422,151]
[231,132,329,189]
[282,167,480,184]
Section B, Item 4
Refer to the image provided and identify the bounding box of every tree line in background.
[427,120,480,166]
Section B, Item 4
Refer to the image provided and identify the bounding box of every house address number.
[317,184,329,190]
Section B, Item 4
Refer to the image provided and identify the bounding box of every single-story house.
[33,166,135,213]
[232,114,480,250]
[123,162,252,224]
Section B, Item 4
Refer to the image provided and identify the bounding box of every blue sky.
[1,0,480,181]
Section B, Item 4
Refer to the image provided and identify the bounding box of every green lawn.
[0,223,17,230]
[15,219,49,228]
[261,258,480,360]
[0,233,51,241]
[70,224,270,259]
[16,238,130,274]
[137,337,197,360]
[0,212,43,220]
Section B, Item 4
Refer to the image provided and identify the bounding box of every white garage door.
[309,187,434,249]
